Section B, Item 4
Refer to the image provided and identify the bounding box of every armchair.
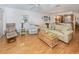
[5,23,17,43]
[28,24,38,34]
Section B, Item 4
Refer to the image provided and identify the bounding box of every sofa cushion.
[61,23,72,31]
[55,25,62,32]
[48,30,64,36]
[54,23,72,34]
[6,31,17,38]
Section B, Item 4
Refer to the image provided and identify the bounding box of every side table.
[19,28,27,35]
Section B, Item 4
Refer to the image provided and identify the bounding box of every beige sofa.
[42,23,73,43]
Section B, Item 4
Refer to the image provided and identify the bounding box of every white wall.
[3,7,48,33]
[0,9,3,37]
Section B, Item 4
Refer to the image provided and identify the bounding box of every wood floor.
[0,31,79,54]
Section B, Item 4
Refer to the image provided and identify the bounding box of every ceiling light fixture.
[55,4,60,8]
[35,4,40,7]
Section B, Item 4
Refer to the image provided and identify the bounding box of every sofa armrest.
[62,30,73,35]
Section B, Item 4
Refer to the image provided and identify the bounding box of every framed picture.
[43,16,50,22]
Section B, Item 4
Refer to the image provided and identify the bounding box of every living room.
[0,4,79,54]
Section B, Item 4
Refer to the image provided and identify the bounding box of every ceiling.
[0,4,79,14]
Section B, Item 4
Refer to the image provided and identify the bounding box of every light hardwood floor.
[0,31,79,54]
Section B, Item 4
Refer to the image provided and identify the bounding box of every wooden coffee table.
[38,29,58,48]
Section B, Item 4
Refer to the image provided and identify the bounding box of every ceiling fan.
[30,4,41,9]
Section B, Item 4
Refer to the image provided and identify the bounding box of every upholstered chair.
[28,24,38,34]
[5,23,17,43]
